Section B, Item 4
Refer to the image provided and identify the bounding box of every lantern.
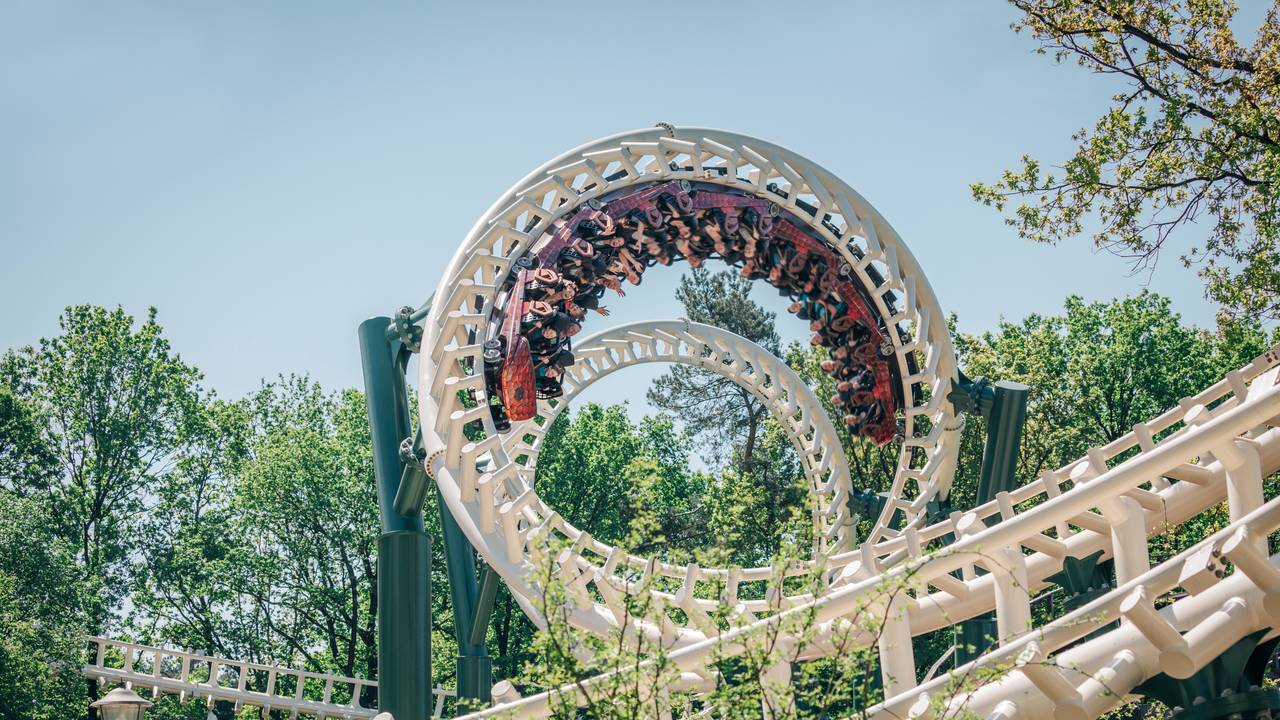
[90,686,152,720]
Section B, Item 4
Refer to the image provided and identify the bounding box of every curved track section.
[488,181,903,444]
[460,344,1280,719]
[502,319,857,559]
[461,320,863,637]
[419,125,961,644]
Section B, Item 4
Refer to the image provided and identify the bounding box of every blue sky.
[0,2,1238,412]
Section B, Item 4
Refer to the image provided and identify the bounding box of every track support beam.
[360,317,431,720]
[363,311,496,715]
[978,380,1030,503]
[439,483,494,707]
[949,375,1030,661]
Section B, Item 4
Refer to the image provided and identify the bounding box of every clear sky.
[1,1,1236,412]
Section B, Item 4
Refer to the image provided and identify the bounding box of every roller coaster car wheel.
[482,340,504,390]
[490,402,512,433]
[481,340,513,432]
[504,256,535,291]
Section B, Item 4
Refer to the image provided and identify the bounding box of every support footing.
[457,654,494,710]
[377,531,432,720]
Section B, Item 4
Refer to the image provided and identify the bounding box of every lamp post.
[90,686,153,720]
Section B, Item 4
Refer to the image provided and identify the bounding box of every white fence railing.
[84,636,452,719]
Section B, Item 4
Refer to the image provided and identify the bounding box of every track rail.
[874,492,1280,720]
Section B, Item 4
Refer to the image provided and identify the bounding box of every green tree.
[0,489,92,720]
[129,399,261,661]
[233,378,381,688]
[704,421,810,567]
[535,403,706,556]
[974,0,1280,320]
[0,305,204,625]
[131,377,385,706]
[951,291,1275,507]
[0,384,56,485]
[648,268,781,468]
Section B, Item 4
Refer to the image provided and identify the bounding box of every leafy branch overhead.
[974,0,1280,320]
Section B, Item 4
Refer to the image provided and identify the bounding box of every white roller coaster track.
[874,495,1280,720]
[82,636,453,719]
[505,319,858,556]
[460,343,1280,720]
[419,125,963,647]
[488,318,865,633]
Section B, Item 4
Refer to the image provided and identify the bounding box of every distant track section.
[83,636,452,719]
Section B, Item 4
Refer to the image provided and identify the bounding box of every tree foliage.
[129,376,383,705]
[0,490,90,720]
[648,268,781,468]
[641,268,815,566]
[129,399,258,660]
[0,384,56,486]
[536,404,707,555]
[236,379,381,682]
[1,305,205,623]
[950,291,1275,508]
[975,0,1280,320]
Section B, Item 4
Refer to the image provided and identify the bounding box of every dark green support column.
[359,317,430,720]
[947,373,1030,666]
[953,616,999,665]
[437,484,494,708]
[946,372,1029,505]
[457,567,499,706]
[395,441,495,708]
[378,531,431,717]
[364,307,497,712]
[359,317,421,535]
[976,380,1029,504]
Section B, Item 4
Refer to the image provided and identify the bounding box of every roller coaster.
[90,126,1280,720]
